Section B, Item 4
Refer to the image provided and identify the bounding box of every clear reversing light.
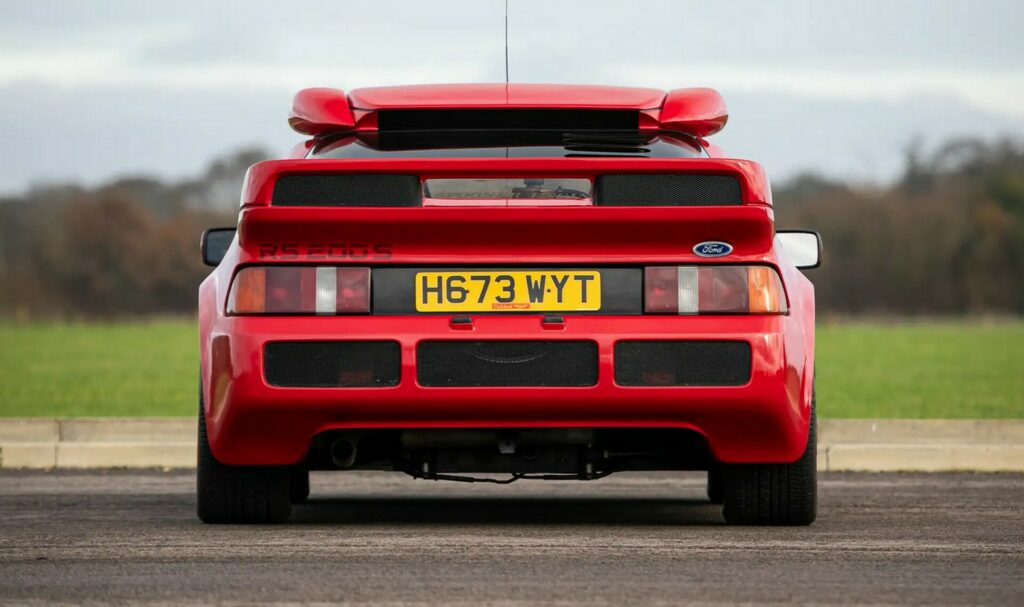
[228,266,370,315]
[644,266,787,314]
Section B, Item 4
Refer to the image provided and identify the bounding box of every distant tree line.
[775,137,1024,315]
[0,139,1021,319]
[0,150,260,318]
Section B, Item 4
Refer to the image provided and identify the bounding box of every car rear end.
[197,86,818,525]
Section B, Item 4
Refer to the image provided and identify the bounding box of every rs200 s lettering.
[257,243,392,260]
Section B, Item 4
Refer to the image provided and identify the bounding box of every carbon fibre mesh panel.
[417,341,598,387]
[272,174,422,207]
[594,174,742,206]
[614,341,751,386]
[264,341,401,387]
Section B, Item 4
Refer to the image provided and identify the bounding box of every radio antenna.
[504,0,509,84]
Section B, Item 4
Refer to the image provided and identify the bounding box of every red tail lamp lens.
[697,265,748,313]
[265,267,317,313]
[644,267,679,313]
[336,267,370,313]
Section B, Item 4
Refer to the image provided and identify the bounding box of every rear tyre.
[706,468,724,504]
[721,399,817,526]
[290,468,310,504]
[196,387,292,524]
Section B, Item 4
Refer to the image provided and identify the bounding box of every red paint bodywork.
[660,88,729,137]
[288,87,355,135]
[199,84,815,468]
[347,83,667,110]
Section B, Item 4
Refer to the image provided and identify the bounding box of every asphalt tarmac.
[0,470,1021,605]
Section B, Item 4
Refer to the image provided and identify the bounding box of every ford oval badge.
[693,241,733,257]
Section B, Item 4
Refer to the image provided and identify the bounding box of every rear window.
[310,130,705,160]
[424,178,592,200]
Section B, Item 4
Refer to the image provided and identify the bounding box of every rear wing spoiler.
[239,158,772,208]
[289,85,728,139]
[235,157,775,263]
[237,204,776,265]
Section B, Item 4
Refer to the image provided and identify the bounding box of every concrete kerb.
[0,417,1021,471]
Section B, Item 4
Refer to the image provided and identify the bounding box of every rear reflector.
[229,266,370,315]
[644,266,787,314]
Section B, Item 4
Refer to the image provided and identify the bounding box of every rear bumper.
[202,315,809,466]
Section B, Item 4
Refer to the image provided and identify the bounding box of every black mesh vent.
[614,341,751,386]
[264,341,401,387]
[377,109,640,132]
[272,174,422,207]
[594,174,742,206]
[417,341,598,387]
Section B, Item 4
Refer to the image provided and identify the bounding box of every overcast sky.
[2,0,1022,194]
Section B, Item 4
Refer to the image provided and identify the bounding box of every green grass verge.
[816,320,1024,418]
[0,320,198,418]
[0,319,1021,418]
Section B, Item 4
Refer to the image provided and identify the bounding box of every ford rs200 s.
[197,84,823,525]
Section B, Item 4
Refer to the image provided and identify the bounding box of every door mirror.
[777,230,822,269]
[201,227,236,267]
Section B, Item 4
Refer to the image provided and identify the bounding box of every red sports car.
[197,84,822,525]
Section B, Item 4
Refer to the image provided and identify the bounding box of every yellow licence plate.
[415,271,601,312]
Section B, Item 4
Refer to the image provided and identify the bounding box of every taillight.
[228,267,370,314]
[334,267,371,313]
[644,266,787,314]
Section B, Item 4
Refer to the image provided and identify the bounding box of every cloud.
[2,0,1023,192]
[613,64,1024,120]
[3,81,1019,195]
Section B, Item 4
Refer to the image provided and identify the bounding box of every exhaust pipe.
[330,438,358,469]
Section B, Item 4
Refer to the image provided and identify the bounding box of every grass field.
[0,320,198,418]
[816,321,1024,418]
[1,319,1022,418]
